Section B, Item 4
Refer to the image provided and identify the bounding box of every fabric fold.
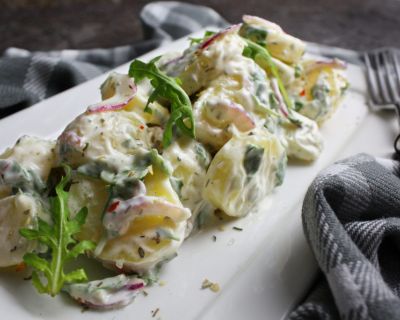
[289,154,400,320]
[0,1,228,118]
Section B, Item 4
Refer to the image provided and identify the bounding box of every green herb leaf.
[242,38,293,110]
[239,23,268,46]
[128,58,195,147]
[19,165,96,297]
[189,30,217,45]
[243,144,264,176]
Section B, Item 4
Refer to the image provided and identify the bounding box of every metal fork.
[363,48,400,154]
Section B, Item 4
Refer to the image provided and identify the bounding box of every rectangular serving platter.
[0,29,387,320]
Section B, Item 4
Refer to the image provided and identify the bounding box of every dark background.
[0,0,399,53]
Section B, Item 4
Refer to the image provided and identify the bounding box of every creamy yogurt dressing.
[57,110,151,173]
[96,195,190,274]
[203,128,286,217]
[0,193,42,267]
[64,274,145,309]
[162,138,211,230]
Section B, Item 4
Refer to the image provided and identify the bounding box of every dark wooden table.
[1,0,399,53]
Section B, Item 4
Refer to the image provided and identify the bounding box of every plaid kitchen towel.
[0,1,228,118]
[288,153,400,320]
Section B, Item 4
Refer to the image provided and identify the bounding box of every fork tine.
[364,52,383,105]
[391,50,400,96]
[373,51,391,104]
[382,51,400,102]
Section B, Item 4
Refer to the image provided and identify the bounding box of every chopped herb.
[129,57,195,147]
[194,143,211,168]
[294,65,302,78]
[0,160,46,195]
[294,101,304,112]
[138,247,145,258]
[152,308,160,318]
[311,84,330,101]
[19,165,95,296]
[242,38,302,125]
[81,305,90,313]
[82,143,89,152]
[239,23,268,46]
[170,177,183,198]
[243,144,264,176]
[212,235,217,242]
[242,38,293,111]
[269,92,278,108]
[233,226,243,231]
[201,279,220,292]
[275,155,287,187]
[340,82,350,95]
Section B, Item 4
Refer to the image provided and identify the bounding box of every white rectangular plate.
[0,30,390,320]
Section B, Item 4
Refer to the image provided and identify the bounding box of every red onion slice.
[87,72,137,114]
[199,24,241,50]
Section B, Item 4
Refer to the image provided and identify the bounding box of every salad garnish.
[19,165,95,297]
[129,57,195,147]
[241,38,301,125]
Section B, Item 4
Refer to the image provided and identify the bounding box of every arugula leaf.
[19,165,95,297]
[189,30,216,45]
[241,38,293,110]
[129,57,195,147]
[239,23,268,47]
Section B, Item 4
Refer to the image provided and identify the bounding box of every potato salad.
[0,16,348,309]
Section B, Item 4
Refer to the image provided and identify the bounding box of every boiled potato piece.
[82,167,189,274]
[144,167,181,206]
[281,112,323,161]
[0,136,55,196]
[203,129,286,217]
[163,138,211,212]
[240,15,305,65]
[97,195,190,274]
[68,176,109,244]
[290,60,348,124]
[57,110,150,172]
[0,193,43,267]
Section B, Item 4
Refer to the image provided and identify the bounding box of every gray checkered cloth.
[0,1,227,118]
[289,154,400,320]
[2,2,399,319]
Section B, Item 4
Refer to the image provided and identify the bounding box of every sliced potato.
[281,112,323,161]
[0,194,43,267]
[240,15,305,65]
[203,129,286,217]
[68,175,109,244]
[97,196,190,274]
[56,111,150,171]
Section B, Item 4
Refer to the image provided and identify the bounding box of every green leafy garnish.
[129,57,195,147]
[189,30,216,45]
[239,23,268,46]
[243,144,264,177]
[19,165,95,297]
[241,38,293,110]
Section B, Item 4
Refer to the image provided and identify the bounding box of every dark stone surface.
[0,0,399,53]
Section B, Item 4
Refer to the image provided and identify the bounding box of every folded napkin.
[289,154,400,320]
[0,1,227,118]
